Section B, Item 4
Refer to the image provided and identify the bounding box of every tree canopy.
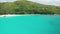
[0,0,60,15]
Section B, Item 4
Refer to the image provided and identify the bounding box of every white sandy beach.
[0,14,32,17]
[0,14,22,17]
[0,14,59,17]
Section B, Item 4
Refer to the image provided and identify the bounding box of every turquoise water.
[0,15,60,34]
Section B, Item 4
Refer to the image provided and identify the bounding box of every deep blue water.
[0,15,60,34]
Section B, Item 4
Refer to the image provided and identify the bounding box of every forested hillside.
[0,0,60,15]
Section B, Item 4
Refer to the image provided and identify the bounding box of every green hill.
[0,0,60,15]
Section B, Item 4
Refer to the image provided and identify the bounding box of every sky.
[0,0,60,6]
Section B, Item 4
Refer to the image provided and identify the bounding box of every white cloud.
[0,0,16,2]
[29,0,60,6]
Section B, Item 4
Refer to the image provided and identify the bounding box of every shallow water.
[0,15,60,34]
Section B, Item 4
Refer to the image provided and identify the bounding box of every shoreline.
[0,14,34,17]
[0,14,22,17]
[0,14,60,17]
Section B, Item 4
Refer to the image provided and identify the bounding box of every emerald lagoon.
[0,15,60,34]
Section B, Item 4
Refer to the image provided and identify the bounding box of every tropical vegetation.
[0,0,60,15]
